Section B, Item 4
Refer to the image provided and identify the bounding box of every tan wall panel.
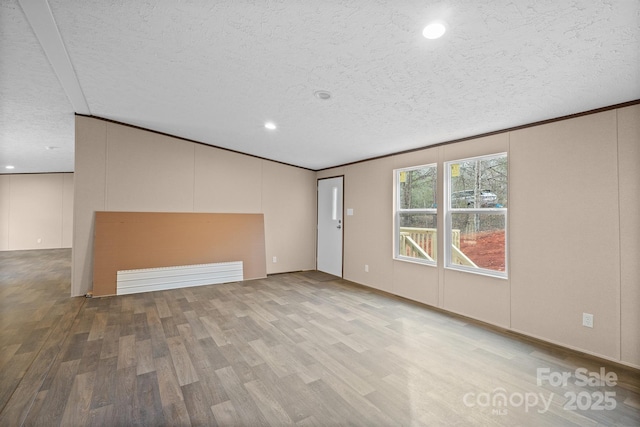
[392,148,439,169]
[437,147,446,307]
[618,105,640,367]
[92,212,267,296]
[262,161,316,274]
[62,174,74,248]
[510,111,620,359]
[443,133,509,161]
[392,261,439,306]
[343,158,394,292]
[73,116,107,296]
[8,174,64,250]
[0,176,9,250]
[194,145,262,213]
[443,269,510,327]
[316,167,345,180]
[105,123,195,212]
[0,173,73,252]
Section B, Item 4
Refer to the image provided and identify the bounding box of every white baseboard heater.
[116,261,243,295]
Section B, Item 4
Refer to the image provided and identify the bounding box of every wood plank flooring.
[1,249,639,426]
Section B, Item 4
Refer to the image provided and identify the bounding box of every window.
[445,154,507,277]
[395,164,437,264]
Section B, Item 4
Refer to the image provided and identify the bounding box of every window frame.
[394,163,438,266]
[444,153,508,278]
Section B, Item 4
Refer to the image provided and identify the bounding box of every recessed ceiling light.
[423,22,446,39]
[314,90,332,100]
[6,165,15,170]
[264,122,277,130]
[45,146,58,150]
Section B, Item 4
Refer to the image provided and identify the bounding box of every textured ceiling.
[2,0,639,173]
[1,0,75,173]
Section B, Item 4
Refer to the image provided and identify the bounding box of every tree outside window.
[395,165,437,264]
[446,154,508,277]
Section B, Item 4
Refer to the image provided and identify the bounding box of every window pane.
[399,212,437,261]
[451,213,505,272]
[399,167,437,209]
[450,156,507,208]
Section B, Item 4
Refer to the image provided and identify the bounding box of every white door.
[317,177,343,277]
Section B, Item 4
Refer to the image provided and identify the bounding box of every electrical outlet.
[582,313,594,328]
[272,256,277,263]
[365,264,369,272]
[37,238,42,244]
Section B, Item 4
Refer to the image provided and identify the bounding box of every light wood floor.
[1,249,638,426]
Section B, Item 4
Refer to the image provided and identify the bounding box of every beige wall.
[618,105,640,366]
[319,105,639,368]
[0,176,9,249]
[510,111,621,359]
[344,159,395,293]
[262,161,317,274]
[0,173,73,251]
[72,117,317,297]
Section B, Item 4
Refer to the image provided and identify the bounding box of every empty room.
[1,0,639,425]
